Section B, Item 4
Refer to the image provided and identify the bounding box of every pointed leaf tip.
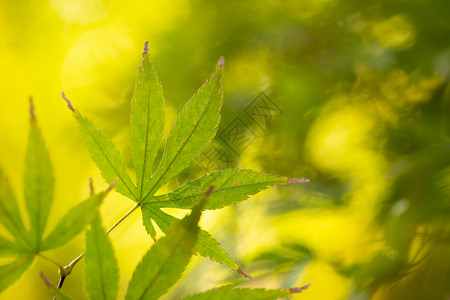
[61,92,75,112]
[106,182,116,192]
[29,97,36,121]
[237,267,253,280]
[143,41,149,56]
[39,272,53,289]
[149,169,288,210]
[289,282,312,294]
[287,178,310,183]
[89,178,95,196]
[41,271,73,299]
[218,56,225,67]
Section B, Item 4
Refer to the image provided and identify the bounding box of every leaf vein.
[138,230,189,300]
[146,179,283,205]
[141,77,221,202]
[88,127,137,201]
[138,91,152,201]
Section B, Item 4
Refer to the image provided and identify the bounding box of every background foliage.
[1,0,449,299]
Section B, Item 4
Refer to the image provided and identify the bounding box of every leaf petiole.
[56,202,142,291]
[37,253,63,269]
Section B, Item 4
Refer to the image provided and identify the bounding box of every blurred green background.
[1,0,449,299]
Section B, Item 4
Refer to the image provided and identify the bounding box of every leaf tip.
[29,97,36,122]
[237,267,253,280]
[89,178,95,196]
[39,271,54,289]
[289,282,312,294]
[143,41,149,56]
[106,182,116,192]
[61,92,75,112]
[287,178,310,183]
[218,56,225,68]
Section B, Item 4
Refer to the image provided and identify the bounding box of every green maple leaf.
[182,283,312,300]
[83,186,210,300]
[85,213,119,300]
[0,101,112,293]
[124,187,210,300]
[83,188,310,300]
[65,42,307,277]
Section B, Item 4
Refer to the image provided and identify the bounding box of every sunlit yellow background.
[1,0,449,299]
